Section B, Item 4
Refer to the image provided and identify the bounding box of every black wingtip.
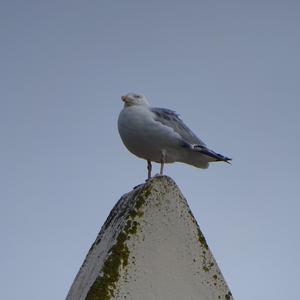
[218,156,232,164]
[194,145,232,164]
[224,157,232,164]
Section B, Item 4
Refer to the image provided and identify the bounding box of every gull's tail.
[193,145,232,164]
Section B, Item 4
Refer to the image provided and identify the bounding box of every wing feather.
[150,107,206,146]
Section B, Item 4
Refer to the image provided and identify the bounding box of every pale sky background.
[1,1,300,299]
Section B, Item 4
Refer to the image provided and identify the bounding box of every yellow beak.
[121,95,128,102]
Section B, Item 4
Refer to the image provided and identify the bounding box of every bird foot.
[154,173,164,177]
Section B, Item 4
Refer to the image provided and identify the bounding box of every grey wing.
[151,107,232,163]
[151,107,206,146]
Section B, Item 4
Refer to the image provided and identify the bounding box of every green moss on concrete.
[128,208,144,219]
[186,208,209,250]
[85,185,151,300]
[124,220,138,236]
[85,230,130,300]
[135,187,151,209]
[200,252,214,273]
[197,228,209,250]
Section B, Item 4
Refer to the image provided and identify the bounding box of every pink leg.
[160,160,164,175]
[160,151,166,175]
[147,160,152,179]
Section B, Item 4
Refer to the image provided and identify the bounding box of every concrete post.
[66,176,233,300]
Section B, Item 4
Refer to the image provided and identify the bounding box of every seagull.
[118,93,231,179]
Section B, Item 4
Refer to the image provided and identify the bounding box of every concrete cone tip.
[66,176,234,300]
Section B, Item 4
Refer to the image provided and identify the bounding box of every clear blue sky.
[1,1,299,299]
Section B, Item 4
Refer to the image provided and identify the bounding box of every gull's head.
[121,93,149,107]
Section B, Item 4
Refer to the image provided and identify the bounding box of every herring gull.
[118,93,231,179]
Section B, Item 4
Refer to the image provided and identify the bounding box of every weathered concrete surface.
[66,176,233,300]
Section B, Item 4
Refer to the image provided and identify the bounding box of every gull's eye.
[134,94,141,99]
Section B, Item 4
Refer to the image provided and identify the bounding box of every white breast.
[118,106,183,163]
